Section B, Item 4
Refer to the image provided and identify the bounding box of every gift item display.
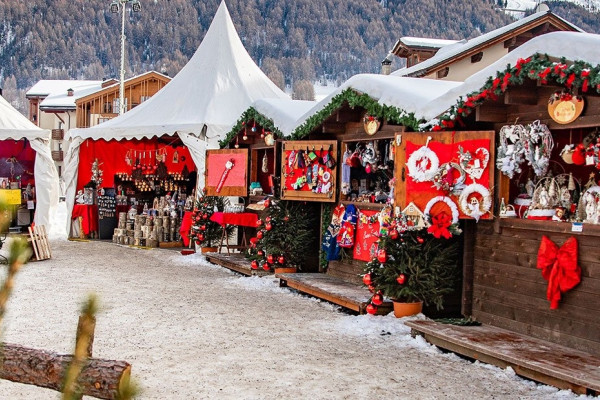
[0,139,37,228]
[340,139,393,204]
[497,122,600,225]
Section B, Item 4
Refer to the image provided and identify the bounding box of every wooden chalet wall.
[470,220,600,356]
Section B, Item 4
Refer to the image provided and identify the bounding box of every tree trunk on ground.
[0,343,131,400]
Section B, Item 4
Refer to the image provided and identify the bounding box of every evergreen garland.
[190,190,232,248]
[427,53,600,131]
[291,88,422,140]
[246,200,317,271]
[363,229,459,311]
[219,107,284,148]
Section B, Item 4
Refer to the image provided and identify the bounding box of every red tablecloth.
[72,204,98,235]
[180,211,194,247]
[210,212,258,227]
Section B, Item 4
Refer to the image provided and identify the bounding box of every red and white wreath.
[407,138,439,183]
[458,183,492,222]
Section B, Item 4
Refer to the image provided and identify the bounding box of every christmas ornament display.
[523,120,554,177]
[458,146,489,182]
[458,183,492,222]
[496,124,526,179]
[407,137,439,183]
[423,196,460,225]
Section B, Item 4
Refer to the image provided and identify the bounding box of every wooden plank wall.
[472,220,600,356]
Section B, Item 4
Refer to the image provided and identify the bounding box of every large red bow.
[536,236,581,309]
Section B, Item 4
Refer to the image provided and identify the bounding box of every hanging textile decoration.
[407,136,439,183]
[337,204,358,248]
[537,236,581,309]
[262,153,269,173]
[458,183,492,222]
[321,204,345,261]
[496,124,526,179]
[216,159,235,193]
[173,150,180,163]
[524,120,554,177]
[125,150,132,166]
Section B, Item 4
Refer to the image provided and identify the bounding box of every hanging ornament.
[278,255,285,264]
[496,124,526,179]
[458,183,493,222]
[416,236,425,244]
[243,126,248,141]
[197,233,205,242]
[523,120,554,177]
[234,136,240,149]
[261,127,265,139]
[262,262,270,271]
[251,121,257,132]
[267,254,274,264]
[251,260,259,270]
[258,250,264,256]
[264,199,271,208]
[377,249,387,263]
[200,225,206,231]
[256,219,263,227]
[173,149,179,163]
[396,274,406,285]
[256,231,264,239]
[265,222,272,231]
[367,284,375,293]
[125,150,132,166]
[265,217,271,223]
[362,273,372,286]
[366,304,377,315]
[262,152,269,173]
[371,292,383,306]
[407,136,439,183]
[389,229,399,240]
[202,213,208,220]
[568,173,576,191]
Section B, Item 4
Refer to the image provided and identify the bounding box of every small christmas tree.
[246,200,317,271]
[363,227,459,313]
[190,190,232,248]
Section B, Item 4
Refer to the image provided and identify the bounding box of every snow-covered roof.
[393,10,582,78]
[419,31,600,120]
[26,80,102,98]
[294,74,462,131]
[397,37,460,49]
[252,99,316,137]
[68,0,288,142]
[39,81,104,110]
[0,95,50,141]
[81,70,171,96]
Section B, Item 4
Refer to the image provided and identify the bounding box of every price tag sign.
[571,222,583,233]
[0,189,22,205]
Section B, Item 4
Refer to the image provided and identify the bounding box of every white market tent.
[64,0,288,235]
[418,31,600,124]
[0,95,59,228]
[250,99,316,137]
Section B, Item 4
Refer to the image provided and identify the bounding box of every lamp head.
[110,0,119,13]
[131,0,141,12]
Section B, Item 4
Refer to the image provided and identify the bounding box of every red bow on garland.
[536,236,581,310]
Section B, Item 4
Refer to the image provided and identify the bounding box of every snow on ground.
[0,205,593,399]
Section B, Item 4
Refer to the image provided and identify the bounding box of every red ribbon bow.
[536,236,581,309]
[427,212,452,239]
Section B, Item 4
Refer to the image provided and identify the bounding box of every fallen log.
[0,343,131,400]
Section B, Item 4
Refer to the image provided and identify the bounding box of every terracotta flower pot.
[274,267,297,274]
[392,300,423,318]
[201,246,218,254]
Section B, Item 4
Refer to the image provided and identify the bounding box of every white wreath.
[407,146,439,183]
[424,196,459,224]
[459,183,492,222]
[523,120,554,177]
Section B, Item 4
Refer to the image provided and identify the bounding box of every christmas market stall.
[0,95,58,230]
[200,98,316,274]
[402,32,600,393]
[63,0,288,245]
[272,73,466,315]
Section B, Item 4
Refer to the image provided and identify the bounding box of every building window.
[103,102,113,113]
[112,98,128,112]
[471,52,484,63]
[436,67,450,79]
[140,95,151,103]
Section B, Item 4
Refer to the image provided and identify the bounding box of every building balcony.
[51,151,64,161]
[51,129,64,140]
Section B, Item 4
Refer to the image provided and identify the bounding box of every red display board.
[77,138,195,191]
[353,209,380,262]
[204,149,248,196]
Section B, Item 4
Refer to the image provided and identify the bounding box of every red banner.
[353,209,380,262]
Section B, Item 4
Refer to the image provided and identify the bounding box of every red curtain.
[77,137,196,191]
[0,139,36,186]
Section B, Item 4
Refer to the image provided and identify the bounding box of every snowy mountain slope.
[506,0,600,14]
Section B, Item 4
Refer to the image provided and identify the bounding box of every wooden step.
[278,273,392,315]
[405,320,600,396]
[204,252,271,277]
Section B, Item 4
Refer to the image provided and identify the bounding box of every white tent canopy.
[64,0,288,236]
[0,95,58,228]
[251,99,316,137]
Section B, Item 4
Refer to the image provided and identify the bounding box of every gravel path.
[0,238,585,399]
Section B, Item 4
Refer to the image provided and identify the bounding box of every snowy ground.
[0,203,592,399]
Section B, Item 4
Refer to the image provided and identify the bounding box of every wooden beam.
[476,103,507,123]
[321,122,345,135]
[504,89,538,105]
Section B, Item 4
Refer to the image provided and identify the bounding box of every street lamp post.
[110,0,141,115]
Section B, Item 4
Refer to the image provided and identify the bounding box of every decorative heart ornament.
[460,148,489,181]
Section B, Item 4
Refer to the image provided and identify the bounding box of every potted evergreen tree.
[246,199,316,273]
[363,228,459,317]
[190,190,232,253]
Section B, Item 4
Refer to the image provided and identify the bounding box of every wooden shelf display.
[280,140,337,202]
[205,149,248,197]
[394,131,496,221]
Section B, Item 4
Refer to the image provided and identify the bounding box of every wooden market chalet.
[201,9,600,395]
